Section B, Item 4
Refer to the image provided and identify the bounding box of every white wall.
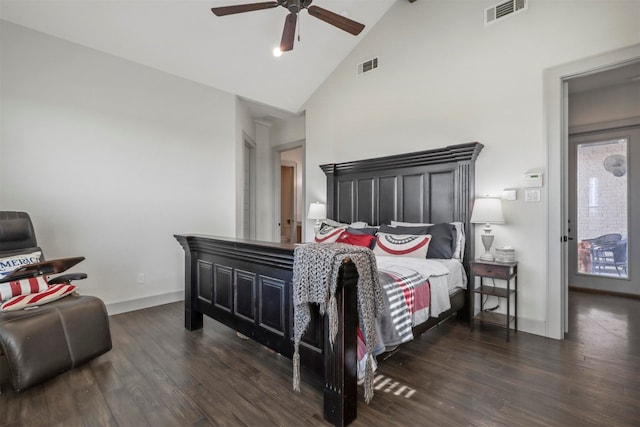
[304,1,640,337]
[0,22,237,312]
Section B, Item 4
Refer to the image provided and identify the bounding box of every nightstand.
[469,259,518,341]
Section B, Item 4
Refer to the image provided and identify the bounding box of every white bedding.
[432,258,468,293]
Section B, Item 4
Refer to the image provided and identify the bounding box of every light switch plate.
[525,189,541,202]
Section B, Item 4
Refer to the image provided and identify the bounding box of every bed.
[175,142,483,426]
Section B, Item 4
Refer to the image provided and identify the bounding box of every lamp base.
[479,251,495,261]
[479,232,495,262]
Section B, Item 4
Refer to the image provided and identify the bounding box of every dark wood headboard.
[320,142,483,282]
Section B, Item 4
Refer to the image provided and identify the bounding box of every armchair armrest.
[48,273,88,285]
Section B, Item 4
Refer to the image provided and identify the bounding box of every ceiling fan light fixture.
[211,0,365,52]
[273,47,283,57]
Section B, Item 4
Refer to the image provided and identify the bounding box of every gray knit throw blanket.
[292,243,384,403]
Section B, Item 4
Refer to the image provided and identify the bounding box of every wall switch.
[525,189,541,202]
[137,273,145,285]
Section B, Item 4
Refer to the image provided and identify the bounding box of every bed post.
[323,260,359,427]
[175,235,203,331]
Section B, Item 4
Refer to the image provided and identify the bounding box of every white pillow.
[373,233,431,259]
[0,251,42,281]
[390,221,465,261]
[349,221,369,229]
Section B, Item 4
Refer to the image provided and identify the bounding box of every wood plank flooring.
[1,290,638,426]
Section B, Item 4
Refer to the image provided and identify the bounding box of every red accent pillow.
[336,231,376,248]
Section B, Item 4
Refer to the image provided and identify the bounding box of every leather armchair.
[0,211,112,392]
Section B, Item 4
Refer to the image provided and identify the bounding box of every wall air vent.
[485,0,528,25]
[357,57,379,76]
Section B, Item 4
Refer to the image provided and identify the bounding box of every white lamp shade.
[470,197,505,224]
[307,202,327,220]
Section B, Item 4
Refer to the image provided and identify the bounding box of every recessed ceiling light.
[273,47,283,57]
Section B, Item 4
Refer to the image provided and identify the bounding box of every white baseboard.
[517,317,547,338]
[106,291,184,316]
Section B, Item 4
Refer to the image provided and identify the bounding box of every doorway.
[280,163,295,243]
[562,59,640,339]
[275,144,304,244]
[545,45,640,340]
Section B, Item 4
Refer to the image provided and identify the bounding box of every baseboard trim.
[517,317,547,338]
[569,286,640,300]
[106,291,184,315]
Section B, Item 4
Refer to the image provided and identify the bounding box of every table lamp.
[470,197,505,261]
[307,202,327,234]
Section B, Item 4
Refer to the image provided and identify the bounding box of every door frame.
[545,44,640,339]
[272,140,305,243]
[243,134,257,240]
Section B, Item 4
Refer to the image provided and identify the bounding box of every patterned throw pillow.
[0,276,49,301]
[315,223,346,243]
[373,233,432,258]
[0,284,77,312]
[0,251,42,281]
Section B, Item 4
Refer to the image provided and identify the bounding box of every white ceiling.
[0,0,397,115]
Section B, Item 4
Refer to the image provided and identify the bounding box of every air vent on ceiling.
[485,0,528,25]
[357,57,379,76]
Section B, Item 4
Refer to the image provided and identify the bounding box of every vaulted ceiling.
[0,0,398,114]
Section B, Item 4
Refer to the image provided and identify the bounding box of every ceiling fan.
[211,1,365,52]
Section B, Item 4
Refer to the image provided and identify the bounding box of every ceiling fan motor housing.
[286,0,305,13]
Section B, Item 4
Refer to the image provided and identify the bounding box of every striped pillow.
[0,276,49,301]
[0,284,77,312]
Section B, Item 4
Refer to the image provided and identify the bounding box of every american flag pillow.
[0,250,42,281]
[373,233,432,259]
[314,223,346,243]
[0,276,49,301]
[0,284,77,312]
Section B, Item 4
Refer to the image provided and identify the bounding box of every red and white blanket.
[357,256,451,375]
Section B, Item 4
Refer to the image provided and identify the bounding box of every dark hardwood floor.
[1,290,638,426]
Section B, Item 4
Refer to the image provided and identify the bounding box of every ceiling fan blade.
[280,13,297,52]
[307,5,365,36]
[211,2,279,17]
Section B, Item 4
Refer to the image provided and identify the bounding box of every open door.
[280,164,295,243]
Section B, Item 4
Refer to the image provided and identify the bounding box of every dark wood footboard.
[175,235,360,426]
